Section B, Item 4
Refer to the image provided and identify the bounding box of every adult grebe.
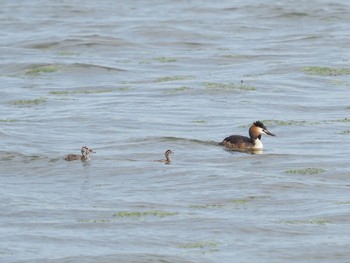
[220,121,275,150]
[64,146,96,161]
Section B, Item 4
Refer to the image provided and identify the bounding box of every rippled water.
[1,1,350,262]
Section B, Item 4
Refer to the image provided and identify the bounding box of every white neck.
[253,138,263,149]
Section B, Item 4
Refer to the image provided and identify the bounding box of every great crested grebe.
[64,146,96,161]
[220,121,275,150]
[154,149,173,164]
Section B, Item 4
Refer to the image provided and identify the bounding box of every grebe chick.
[220,121,275,151]
[154,149,173,164]
[64,146,96,161]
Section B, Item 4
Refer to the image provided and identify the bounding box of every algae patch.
[165,86,192,94]
[25,65,58,76]
[332,117,350,123]
[155,75,195,83]
[281,218,330,225]
[260,120,309,126]
[285,168,325,175]
[113,210,178,218]
[190,196,269,209]
[178,240,219,254]
[78,219,112,223]
[178,240,219,249]
[0,119,19,122]
[154,57,177,63]
[203,82,256,91]
[11,97,46,106]
[336,202,350,205]
[303,66,350,76]
[191,120,208,124]
[190,204,225,209]
[229,199,251,205]
[336,130,350,135]
[229,196,270,205]
[49,89,114,95]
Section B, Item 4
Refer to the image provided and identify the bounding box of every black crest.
[253,121,266,129]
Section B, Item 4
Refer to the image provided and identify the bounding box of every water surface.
[1,1,350,262]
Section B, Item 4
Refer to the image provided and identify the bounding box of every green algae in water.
[336,202,350,205]
[178,240,219,249]
[190,196,269,209]
[154,57,177,63]
[113,210,178,218]
[332,117,350,123]
[78,219,112,223]
[12,97,46,106]
[178,240,219,254]
[262,120,309,126]
[117,87,130,91]
[336,130,350,135]
[141,56,178,64]
[165,86,192,94]
[155,75,195,83]
[303,66,350,76]
[229,199,251,205]
[191,120,208,124]
[284,12,308,17]
[228,196,269,205]
[169,86,191,93]
[190,204,225,209]
[203,82,256,91]
[172,86,191,92]
[49,91,71,95]
[247,195,271,200]
[0,119,19,122]
[24,155,41,162]
[26,65,58,76]
[49,89,114,95]
[282,218,330,225]
[285,168,325,175]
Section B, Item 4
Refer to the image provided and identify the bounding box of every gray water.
[1,1,350,262]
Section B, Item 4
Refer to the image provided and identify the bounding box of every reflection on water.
[1,0,350,262]
[224,148,264,155]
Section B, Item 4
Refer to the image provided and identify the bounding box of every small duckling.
[154,149,173,164]
[64,146,96,161]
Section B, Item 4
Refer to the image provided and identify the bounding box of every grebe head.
[249,121,276,140]
[81,146,96,159]
[165,149,173,157]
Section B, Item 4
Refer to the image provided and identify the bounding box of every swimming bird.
[220,121,275,151]
[154,149,173,164]
[64,146,96,161]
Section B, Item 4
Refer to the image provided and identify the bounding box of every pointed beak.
[90,149,96,153]
[264,129,276,136]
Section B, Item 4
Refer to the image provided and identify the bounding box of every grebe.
[220,121,275,150]
[64,146,96,161]
[154,149,173,164]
